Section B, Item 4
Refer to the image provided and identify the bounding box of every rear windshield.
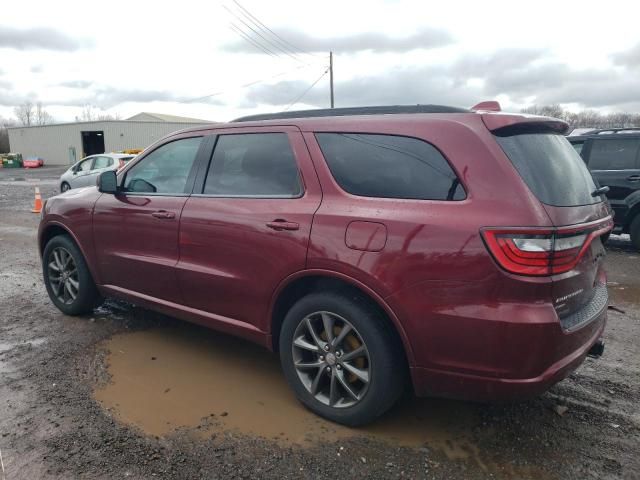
[495,133,600,207]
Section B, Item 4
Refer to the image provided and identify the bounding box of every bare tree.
[75,104,120,122]
[14,101,35,126]
[521,105,640,130]
[35,102,54,125]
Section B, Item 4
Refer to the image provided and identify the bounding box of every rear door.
[93,135,205,303]
[585,136,640,222]
[176,126,322,332]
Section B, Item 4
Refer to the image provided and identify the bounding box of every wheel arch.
[269,269,415,366]
[39,221,101,284]
[624,195,640,232]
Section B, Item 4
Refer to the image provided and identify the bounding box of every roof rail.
[583,127,640,135]
[232,104,469,122]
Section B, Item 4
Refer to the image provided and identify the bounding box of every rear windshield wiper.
[591,186,610,197]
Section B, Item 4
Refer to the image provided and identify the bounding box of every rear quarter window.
[496,133,600,207]
[315,133,465,201]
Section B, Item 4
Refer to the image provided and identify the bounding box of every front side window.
[315,133,465,200]
[588,138,640,170]
[77,158,92,172]
[124,137,202,194]
[93,156,113,169]
[203,133,302,197]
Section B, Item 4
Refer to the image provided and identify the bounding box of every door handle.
[627,175,640,182]
[266,220,299,231]
[151,210,175,219]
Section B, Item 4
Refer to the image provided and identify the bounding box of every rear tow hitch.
[588,339,605,358]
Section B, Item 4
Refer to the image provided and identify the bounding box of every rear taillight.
[481,218,612,276]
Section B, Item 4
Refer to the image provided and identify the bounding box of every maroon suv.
[39,104,612,426]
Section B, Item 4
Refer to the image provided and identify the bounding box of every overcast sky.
[1,0,640,123]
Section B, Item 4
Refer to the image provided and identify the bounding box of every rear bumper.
[411,309,606,401]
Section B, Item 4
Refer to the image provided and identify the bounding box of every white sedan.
[59,153,134,192]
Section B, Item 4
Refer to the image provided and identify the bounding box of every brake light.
[481,218,613,276]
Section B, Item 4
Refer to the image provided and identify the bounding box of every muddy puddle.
[95,326,479,456]
[608,283,640,306]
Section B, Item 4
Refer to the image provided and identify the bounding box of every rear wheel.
[61,182,70,192]
[630,215,640,250]
[43,235,102,315]
[279,291,405,426]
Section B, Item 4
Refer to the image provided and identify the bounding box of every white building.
[7,113,212,166]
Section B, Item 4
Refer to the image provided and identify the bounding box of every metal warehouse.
[7,112,212,166]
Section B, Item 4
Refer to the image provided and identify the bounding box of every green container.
[2,156,22,168]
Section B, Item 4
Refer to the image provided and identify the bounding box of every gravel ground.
[0,166,638,479]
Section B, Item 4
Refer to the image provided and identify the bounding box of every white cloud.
[0,0,639,122]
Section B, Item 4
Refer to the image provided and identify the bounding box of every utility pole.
[329,51,334,108]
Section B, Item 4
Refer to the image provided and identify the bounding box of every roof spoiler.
[471,101,501,112]
[482,113,569,136]
[470,100,568,135]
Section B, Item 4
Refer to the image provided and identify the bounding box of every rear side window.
[496,133,599,207]
[315,133,465,200]
[588,138,640,170]
[203,133,302,197]
[93,156,113,169]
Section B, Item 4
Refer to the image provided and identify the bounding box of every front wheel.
[42,235,102,315]
[279,292,405,426]
[61,182,70,192]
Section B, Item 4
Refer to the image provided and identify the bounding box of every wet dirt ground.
[0,167,639,479]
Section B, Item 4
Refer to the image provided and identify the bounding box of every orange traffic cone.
[31,187,43,214]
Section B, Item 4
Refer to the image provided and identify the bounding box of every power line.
[231,0,322,59]
[223,5,303,63]
[284,68,329,111]
[185,63,322,103]
[228,24,278,57]
[229,2,304,60]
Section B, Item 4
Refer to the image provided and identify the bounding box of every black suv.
[568,128,640,249]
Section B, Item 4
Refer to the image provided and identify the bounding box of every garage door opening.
[81,131,105,157]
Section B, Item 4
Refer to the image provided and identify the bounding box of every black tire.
[61,182,70,192]
[42,234,102,315]
[279,291,405,426]
[630,215,640,251]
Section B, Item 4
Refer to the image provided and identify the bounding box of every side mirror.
[97,170,118,194]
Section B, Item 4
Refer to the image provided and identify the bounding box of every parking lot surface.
[0,167,638,479]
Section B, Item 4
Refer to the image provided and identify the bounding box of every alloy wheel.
[47,247,79,305]
[292,311,371,408]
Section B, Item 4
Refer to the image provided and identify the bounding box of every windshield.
[496,133,601,207]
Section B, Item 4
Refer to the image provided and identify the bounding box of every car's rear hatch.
[485,113,613,328]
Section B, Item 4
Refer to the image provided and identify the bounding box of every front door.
[85,155,114,187]
[93,135,205,302]
[70,156,94,188]
[177,128,322,331]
